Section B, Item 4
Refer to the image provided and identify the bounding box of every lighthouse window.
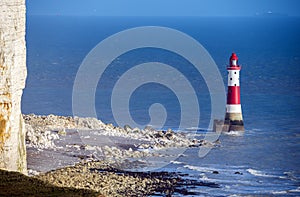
[234,72,236,74]
[230,78,232,80]
[234,84,236,86]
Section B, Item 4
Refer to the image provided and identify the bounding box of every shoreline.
[24,113,218,173]
[16,114,219,196]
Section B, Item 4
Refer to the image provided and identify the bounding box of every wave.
[271,187,300,194]
[223,131,244,136]
[185,127,208,132]
[170,160,184,165]
[271,190,288,194]
[247,169,278,178]
[183,165,217,173]
[289,187,300,193]
[183,164,249,173]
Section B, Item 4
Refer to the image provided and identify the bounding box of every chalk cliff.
[0,0,27,173]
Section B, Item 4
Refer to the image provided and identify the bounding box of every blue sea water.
[23,16,300,196]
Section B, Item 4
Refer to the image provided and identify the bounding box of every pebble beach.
[4,114,219,196]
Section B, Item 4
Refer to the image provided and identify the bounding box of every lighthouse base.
[213,113,244,133]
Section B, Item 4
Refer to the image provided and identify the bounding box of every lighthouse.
[224,53,244,131]
[213,53,244,132]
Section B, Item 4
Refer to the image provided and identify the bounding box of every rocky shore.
[36,161,177,196]
[1,160,219,197]
[24,114,218,171]
[15,114,220,196]
[23,114,214,151]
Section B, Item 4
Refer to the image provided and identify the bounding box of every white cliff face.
[0,0,27,173]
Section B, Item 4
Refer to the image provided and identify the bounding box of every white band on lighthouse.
[226,104,242,113]
[228,70,240,86]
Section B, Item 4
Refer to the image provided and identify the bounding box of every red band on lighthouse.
[227,86,240,104]
[227,53,241,106]
[226,53,243,116]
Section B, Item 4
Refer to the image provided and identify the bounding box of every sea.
[23,15,300,196]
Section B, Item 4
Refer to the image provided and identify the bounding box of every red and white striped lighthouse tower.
[224,53,244,131]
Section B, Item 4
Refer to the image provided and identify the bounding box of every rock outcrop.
[0,0,27,173]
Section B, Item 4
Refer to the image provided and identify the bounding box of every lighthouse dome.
[230,53,238,61]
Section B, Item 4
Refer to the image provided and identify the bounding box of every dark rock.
[234,171,243,175]
[155,131,165,138]
[165,133,174,140]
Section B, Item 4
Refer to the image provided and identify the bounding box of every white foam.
[271,187,300,195]
[170,160,183,165]
[185,127,207,131]
[183,164,248,173]
[199,173,210,181]
[224,131,244,136]
[183,165,217,173]
[271,190,288,194]
[289,187,300,193]
[247,169,278,178]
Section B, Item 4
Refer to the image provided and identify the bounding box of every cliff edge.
[0,0,27,173]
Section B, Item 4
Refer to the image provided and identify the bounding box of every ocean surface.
[24,16,300,196]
